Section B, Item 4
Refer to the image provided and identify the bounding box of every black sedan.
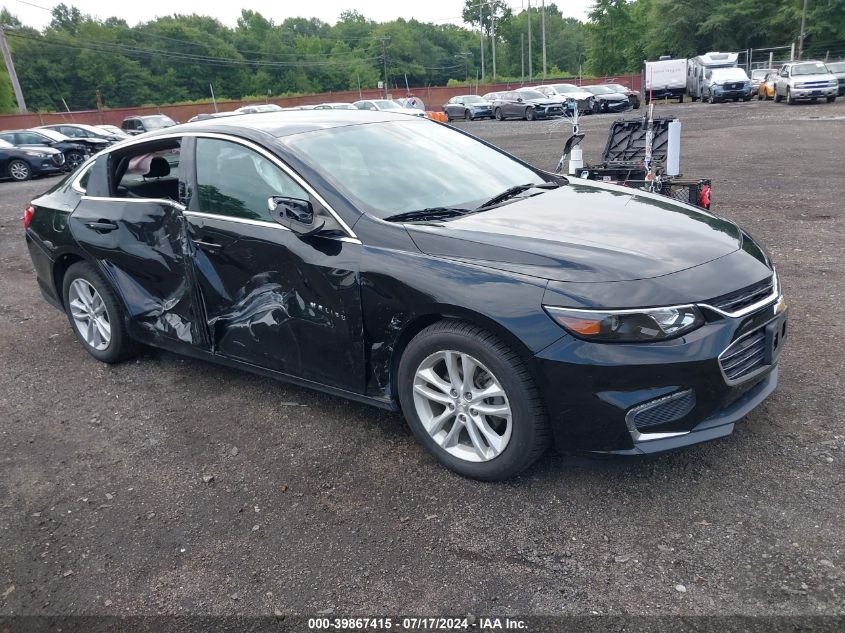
[490,90,565,120]
[0,129,94,169]
[443,95,494,121]
[0,138,65,181]
[23,111,786,480]
[583,85,633,113]
[604,83,641,109]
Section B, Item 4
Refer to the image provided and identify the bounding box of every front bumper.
[469,108,493,118]
[791,86,837,99]
[534,300,786,454]
[713,87,752,100]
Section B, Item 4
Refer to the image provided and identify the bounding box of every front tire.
[774,89,782,103]
[65,151,85,169]
[525,107,536,121]
[494,108,503,121]
[8,159,31,181]
[786,88,795,105]
[397,320,550,481]
[827,96,836,103]
[62,261,139,363]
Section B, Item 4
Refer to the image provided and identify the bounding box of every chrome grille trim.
[625,390,694,442]
[699,272,779,318]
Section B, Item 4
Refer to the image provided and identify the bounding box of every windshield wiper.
[476,181,560,210]
[384,207,470,223]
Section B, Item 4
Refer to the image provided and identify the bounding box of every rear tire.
[8,159,31,181]
[494,108,503,121]
[397,320,550,481]
[61,261,139,364]
[774,90,782,103]
[464,109,473,121]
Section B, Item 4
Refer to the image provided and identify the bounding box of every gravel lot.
[1,99,843,622]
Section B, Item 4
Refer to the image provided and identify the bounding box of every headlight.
[830,79,839,86]
[24,150,48,158]
[543,305,704,342]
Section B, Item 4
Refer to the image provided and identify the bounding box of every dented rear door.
[68,197,207,349]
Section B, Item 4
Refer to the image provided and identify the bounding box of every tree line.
[1,1,843,114]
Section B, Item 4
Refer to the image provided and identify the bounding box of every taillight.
[23,205,35,229]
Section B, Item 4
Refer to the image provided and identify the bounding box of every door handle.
[85,220,118,232]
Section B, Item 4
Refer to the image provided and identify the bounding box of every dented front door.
[185,213,364,393]
[69,198,207,348]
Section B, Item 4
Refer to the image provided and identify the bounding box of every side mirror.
[516,97,524,103]
[268,196,325,237]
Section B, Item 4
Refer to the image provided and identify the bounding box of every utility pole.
[541,0,547,80]
[0,25,27,113]
[491,5,497,81]
[521,33,525,85]
[798,0,809,60]
[479,2,485,80]
[527,1,533,81]
[377,37,390,98]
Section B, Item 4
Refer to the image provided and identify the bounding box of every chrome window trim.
[183,210,287,232]
[81,195,187,212]
[83,130,357,239]
[70,159,97,194]
[698,272,779,318]
[624,390,694,442]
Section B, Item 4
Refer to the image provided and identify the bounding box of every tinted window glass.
[19,132,48,144]
[195,138,307,221]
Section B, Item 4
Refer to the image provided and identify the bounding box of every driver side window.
[194,138,308,222]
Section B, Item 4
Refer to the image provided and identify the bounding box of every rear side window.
[194,138,308,222]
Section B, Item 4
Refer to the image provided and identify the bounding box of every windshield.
[712,68,748,81]
[462,95,485,104]
[285,120,545,218]
[792,62,830,75]
[373,100,401,110]
[143,115,176,129]
[584,85,614,95]
[33,128,67,141]
[827,61,845,72]
[606,84,628,92]
[751,69,771,79]
[0,139,12,148]
[517,90,546,99]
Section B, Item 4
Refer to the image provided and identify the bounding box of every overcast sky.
[4,0,592,29]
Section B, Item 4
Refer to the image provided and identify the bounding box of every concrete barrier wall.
[0,76,643,130]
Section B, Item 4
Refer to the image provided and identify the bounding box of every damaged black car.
[23,111,787,480]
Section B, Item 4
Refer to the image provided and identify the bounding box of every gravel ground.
[0,99,843,621]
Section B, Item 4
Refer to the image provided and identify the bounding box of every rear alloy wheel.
[398,320,550,480]
[494,108,503,121]
[8,159,31,181]
[525,107,536,121]
[62,261,139,363]
[66,151,85,169]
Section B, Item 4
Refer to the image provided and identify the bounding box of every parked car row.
[443,82,637,123]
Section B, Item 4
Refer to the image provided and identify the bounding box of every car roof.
[140,110,420,140]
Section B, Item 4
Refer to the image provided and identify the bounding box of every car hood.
[563,91,594,100]
[524,98,564,106]
[16,144,62,155]
[405,181,743,283]
[595,93,628,101]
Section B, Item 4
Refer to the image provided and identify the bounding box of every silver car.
[774,61,838,104]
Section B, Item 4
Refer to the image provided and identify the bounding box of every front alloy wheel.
[398,320,550,480]
[8,159,31,181]
[412,350,512,462]
[66,151,85,169]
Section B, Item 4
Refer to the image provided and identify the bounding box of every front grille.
[799,81,829,88]
[720,330,766,382]
[706,276,774,314]
[629,390,696,431]
[52,153,66,166]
